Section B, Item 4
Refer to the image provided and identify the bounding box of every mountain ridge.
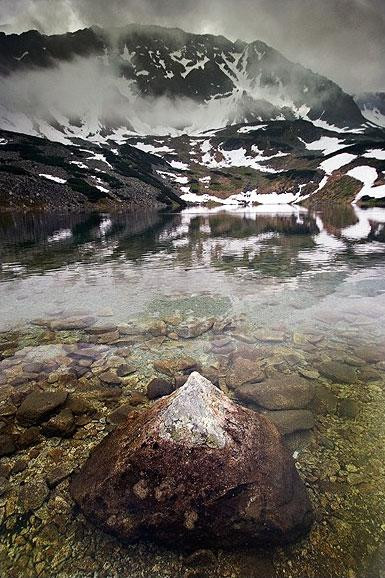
[0,23,367,141]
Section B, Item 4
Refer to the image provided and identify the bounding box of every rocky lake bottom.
[0,206,385,577]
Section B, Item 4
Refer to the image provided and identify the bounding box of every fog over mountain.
[0,0,384,93]
[0,0,384,212]
[0,23,366,138]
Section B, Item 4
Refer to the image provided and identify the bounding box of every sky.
[0,0,384,93]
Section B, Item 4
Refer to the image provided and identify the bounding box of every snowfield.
[320,153,357,175]
[348,166,385,203]
[39,174,67,184]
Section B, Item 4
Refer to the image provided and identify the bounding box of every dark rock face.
[0,128,186,212]
[70,372,313,547]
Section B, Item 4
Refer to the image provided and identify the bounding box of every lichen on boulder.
[70,372,313,547]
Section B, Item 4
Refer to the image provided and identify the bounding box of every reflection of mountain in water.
[1,206,385,284]
[0,210,178,278]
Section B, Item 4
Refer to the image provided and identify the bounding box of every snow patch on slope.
[320,153,357,175]
[347,166,385,203]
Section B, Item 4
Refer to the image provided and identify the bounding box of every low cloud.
[0,56,236,134]
[0,0,384,92]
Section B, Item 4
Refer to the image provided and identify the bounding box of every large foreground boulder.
[70,372,313,547]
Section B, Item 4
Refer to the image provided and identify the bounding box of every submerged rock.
[153,357,200,377]
[226,357,265,390]
[318,361,357,384]
[236,376,314,410]
[176,318,215,339]
[70,372,313,547]
[262,409,315,436]
[0,434,16,457]
[146,377,173,400]
[16,391,68,425]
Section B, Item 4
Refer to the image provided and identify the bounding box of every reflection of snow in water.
[47,229,73,243]
[2,205,385,331]
[99,217,113,237]
[298,216,346,264]
[341,206,385,241]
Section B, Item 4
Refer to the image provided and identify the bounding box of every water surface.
[1,204,385,577]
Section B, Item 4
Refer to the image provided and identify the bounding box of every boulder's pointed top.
[157,372,233,449]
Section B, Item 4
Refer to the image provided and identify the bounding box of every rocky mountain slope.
[0,24,384,210]
[0,129,186,211]
[355,92,385,128]
[0,24,367,141]
[124,120,385,206]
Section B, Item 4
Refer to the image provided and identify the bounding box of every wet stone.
[210,337,236,355]
[10,376,33,387]
[147,378,174,400]
[298,367,320,380]
[147,320,167,337]
[0,434,16,457]
[231,333,256,344]
[128,391,147,406]
[153,357,200,377]
[46,464,75,488]
[254,329,286,343]
[262,409,315,436]
[49,316,95,330]
[87,325,118,335]
[212,317,235,333]
[42,408,75,437]
[11,458,28,475]
[107,403,133,425]
[22,362,46,374]
[226,357,264,390]
[176,318,214,339]
[174,374,189,388]
[72,365,89,378]
[70,372,313,547]
[311,385,338,415]
[358,366,381,382]
[116,363,136,377]
[318,361,357,384]
[319,435,335,450]
[237,376,314,410]
[0,401,17,417]
[66,395,95,415]
[366,543,385,578]
[16,391,68,425]
[77,358,93,367]
[0,476,10,496]
[354,346,385,364]
[16,427,42,449]
[99,371,122,386]
[18,479,49,513]
[89,331,120,345]
[338,399,360,419]
[184,549,217,568]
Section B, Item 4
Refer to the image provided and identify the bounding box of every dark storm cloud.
[0,0,384,92]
